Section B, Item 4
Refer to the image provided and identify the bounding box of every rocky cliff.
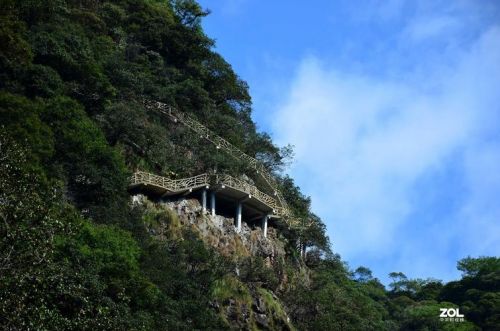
[133,195,297,330]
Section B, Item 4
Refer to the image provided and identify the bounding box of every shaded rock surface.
[163,198,286,263]
[133,195,294,330]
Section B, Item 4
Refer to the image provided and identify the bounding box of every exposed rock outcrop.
[162,198,286,264]
[133,195,295,330]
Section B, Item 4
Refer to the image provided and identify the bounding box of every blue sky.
[197,0,500,284]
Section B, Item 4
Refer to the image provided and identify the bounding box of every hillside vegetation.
[1,0,498,330]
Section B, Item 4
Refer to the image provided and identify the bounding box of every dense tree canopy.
[0,0,497,329]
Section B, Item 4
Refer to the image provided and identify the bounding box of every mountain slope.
[1,1,497,330]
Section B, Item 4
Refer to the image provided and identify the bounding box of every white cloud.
[458,142,500,253]
[404,15,461,42]
[214,0,250,17]
[343,0,406,22]
[273,26,500,280]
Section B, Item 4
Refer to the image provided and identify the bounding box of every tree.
[389,272,409,293]
[354,266,374,283]
[440,257,500,330]
[172,0,210,28]
[457,256,500,278]
[0,129,71,328]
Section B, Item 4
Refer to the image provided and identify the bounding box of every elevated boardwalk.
[129,171,286,219]
[143,100,291,217]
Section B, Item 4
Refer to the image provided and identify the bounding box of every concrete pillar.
[210,191,216,216]
[262,215,268,238]
[236,202,242,232]
[297,240,303,257]
[202,189,207,212]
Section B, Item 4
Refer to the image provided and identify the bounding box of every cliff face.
[168,199,285,260]
[133,195,296,330]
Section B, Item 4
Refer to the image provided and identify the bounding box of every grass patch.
[142,204,182,239]
[257,287,296,331]
[212,275,252,304]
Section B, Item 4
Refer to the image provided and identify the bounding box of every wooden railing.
[143,99,290,216]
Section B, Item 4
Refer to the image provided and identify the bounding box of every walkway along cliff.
[129,100,312,241]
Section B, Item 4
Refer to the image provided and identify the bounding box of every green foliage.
[0,131,68,314]
[212,275,251,303]
[173,0,210,28]
[40,96,130,223]
[239,256,280,290]
[285,254,499,330]
[0,92,54,167]
[279,175,331,255]
[257,288,296,330]
[398,301,478,331]
[139,230,229,329]
[0,8,33,92]
[1,0,498,329]
[458,256,500,278]
[439,257,500,330]
[354,266,375,283]
[284,254,393,331]
[72,222,141,278]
